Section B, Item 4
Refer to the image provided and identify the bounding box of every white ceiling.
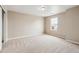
[6,5,77,17]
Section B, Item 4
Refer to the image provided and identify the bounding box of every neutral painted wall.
[45,6,79,43]
[8,11,44,40]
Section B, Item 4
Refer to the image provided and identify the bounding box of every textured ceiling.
[6,5,77,17]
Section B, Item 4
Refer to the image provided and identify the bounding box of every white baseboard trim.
[8,34,42,40]
[9,35,28,40]
[66,39,79,45]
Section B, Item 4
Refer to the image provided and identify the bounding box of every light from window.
[50,17,58,31]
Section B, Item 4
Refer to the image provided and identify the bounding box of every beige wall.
[45,6,79,43]
[8,11,44,40]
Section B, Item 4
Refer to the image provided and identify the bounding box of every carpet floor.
[2,34,79,53]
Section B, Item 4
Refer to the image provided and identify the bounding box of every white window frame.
[50,17,58,31]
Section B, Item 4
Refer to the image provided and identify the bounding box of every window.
[50,17,58,31]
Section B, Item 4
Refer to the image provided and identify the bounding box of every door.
[2,9,5,44]
[0,7,2,50]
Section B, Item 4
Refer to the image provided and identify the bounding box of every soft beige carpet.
[2,34,79,53]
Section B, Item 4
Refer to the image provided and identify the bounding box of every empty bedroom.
[0,5,79,53]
